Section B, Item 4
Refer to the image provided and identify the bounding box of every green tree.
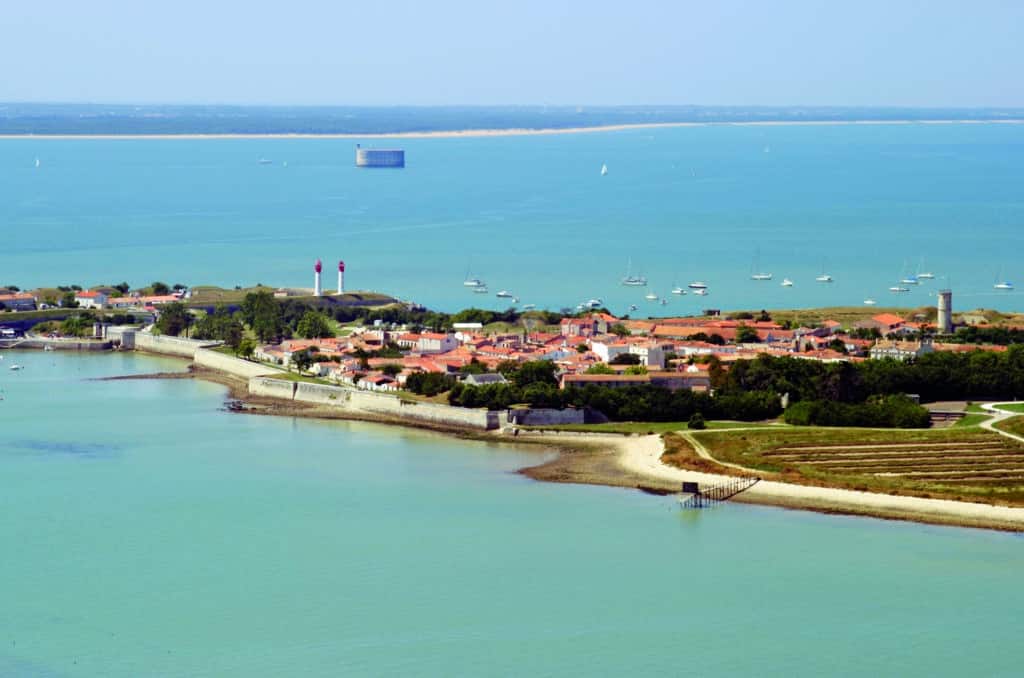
[236,338,256,360]
[150,282,170,296]
[610,353,641,365]
[292,349,314,373]
[60,291,78,308]
[609,323,630,338]
[736,324,759,344]
[155,302,191,337]
[511,360,558,388]
[381,363,403,377]
[624,365,648,375]
[296,310,333,339]
[688,413,707,430]
[586,363,615,375]
[242,290,284,343]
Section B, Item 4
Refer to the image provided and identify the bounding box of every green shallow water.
[1,352,1023,677]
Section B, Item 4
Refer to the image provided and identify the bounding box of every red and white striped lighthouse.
[337,260,345,294]
[313,259,323,297]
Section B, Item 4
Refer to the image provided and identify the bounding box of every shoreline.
[3,118,1024,140]
[116,357,1024,533]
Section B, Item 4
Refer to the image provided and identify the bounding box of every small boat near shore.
[863,298,877,305]
[645,292,658,301]
[671,286,687,295]
[9,364,23,371]
[688,281,707,290]
[994,281,1015,291]
[781,278,794,287]
[815,274,833,283]
[495,290,514,298]
[693,288,709,296]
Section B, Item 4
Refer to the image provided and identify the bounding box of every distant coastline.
[3,118,1024,140]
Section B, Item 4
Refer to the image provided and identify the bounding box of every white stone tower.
[337,260,345,295]
[937,289,952,334]
[314,259,322,297]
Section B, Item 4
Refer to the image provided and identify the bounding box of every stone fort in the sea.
[355,145,405,168]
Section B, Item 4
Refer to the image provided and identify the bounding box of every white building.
[417,333,458,354]
[74,290,108,309]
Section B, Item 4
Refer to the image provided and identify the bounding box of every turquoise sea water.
[2,123,1023,314]
[2,351,1023,676]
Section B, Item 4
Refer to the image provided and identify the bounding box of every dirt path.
[980,403,1024,444]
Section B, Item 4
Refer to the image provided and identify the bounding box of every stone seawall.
[247,377,499,430]
[134,333,220,358]
[347,390,499,430]
[506,408,586,426]
[194,348,276,380]
[249,377,299,400]
[0,338,111,351]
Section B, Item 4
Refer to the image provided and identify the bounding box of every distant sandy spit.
[2,119,1023,141]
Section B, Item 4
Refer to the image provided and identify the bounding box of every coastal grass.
[689,426,1024,505]
[954,413,992,428]
[661,433,755,477]
[995,416,1024,438]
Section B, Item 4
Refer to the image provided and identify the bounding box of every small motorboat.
[781,278,794,287]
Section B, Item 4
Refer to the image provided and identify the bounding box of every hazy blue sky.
[2,0,1022,106]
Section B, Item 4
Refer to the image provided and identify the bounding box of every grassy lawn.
[688,426,1024,505]
[524,420,780,435]
[995,403,1024,414]
[954,413,992,428]
[268,371,332,385]
[965,403,989,414]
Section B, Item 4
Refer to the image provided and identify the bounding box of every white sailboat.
[913,259,937,282]
[645,292,658,301]
[621,258,647,286]
[781,278,794,287]
[994,281,1015,291]
[671,286,687,295]
[495,290,514,298]
[863,298,877,306]
[815,274,833,283]
[750,249,772,280]
[463,262,484,288]
[687,281,708,290]
[889,285,909,293]
[34,157,41,168]
[600,163,608,176]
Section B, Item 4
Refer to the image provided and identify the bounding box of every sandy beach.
[3,118,1023,141]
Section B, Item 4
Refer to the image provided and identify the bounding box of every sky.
[2,0,1022,107]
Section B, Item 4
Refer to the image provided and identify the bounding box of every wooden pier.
[679,477,760,509]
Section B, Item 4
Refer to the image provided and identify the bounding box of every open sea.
[2,351,1024,676]
[2,122,1023,314]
